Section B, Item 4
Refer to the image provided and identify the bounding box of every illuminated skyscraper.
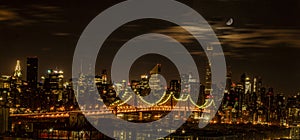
[181,74,189,94]
[205,44,213,96]
[12,60,23,89]
[240,73,252,107]
[148,64,163,91]
[235,83,244,118]
[241,73,251,94]
[101,70,108,84]
[148,64,164,103]
[13,60,22,79]
[266,88,274,122]
[27,57,38,89]
[44,69,64,90]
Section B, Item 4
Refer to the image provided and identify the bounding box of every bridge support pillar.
[139,112,143,121]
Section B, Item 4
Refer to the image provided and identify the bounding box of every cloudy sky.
[0,0,300,96]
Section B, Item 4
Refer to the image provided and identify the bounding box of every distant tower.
[205,44,213,96]
[13,60,22,78]
[27,57,38,89]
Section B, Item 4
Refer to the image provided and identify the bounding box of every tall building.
[147,64,164,103]
[169,80,180,93]
[226,66,232,91]
[44,69,64,90]
[205,44,213,95]
[181,74,189,94]
[11,60,23,92]
[0,89,10,134]
[235,83,244,119]
[240,73,252,106]
[13,60,22,79]
[26,57,38,89]
[148,64,164,91]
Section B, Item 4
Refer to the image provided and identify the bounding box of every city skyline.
[0,56,299,139]
[1,1,300,139]
[1,56,300,102]
[1,58,299,98]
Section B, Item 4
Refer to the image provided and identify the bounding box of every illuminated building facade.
[0,75,11,89]
[204,45,213,96]
[44,69,64,90]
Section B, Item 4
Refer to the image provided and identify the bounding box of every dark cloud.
[0,8,18,21]
[0,4,64,26]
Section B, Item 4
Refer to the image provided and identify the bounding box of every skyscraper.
[26,57,38,89]
[13,60,22,79]
[44,69,64,90]
[205,44,213,95]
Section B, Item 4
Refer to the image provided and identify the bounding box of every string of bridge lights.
[110,92,215,109]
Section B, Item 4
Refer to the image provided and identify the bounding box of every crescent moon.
[226,18,234,26]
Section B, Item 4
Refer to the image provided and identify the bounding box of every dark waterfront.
[0,124,292,140]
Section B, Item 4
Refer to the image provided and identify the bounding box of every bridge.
[10,92,216,119]
[8,92,217,139]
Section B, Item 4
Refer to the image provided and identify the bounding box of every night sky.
[1,0,300,96]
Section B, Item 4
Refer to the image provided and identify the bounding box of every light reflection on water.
[0,125,291,140]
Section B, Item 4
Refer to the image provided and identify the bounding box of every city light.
[0,4,299,139]
[0,51,297,139]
